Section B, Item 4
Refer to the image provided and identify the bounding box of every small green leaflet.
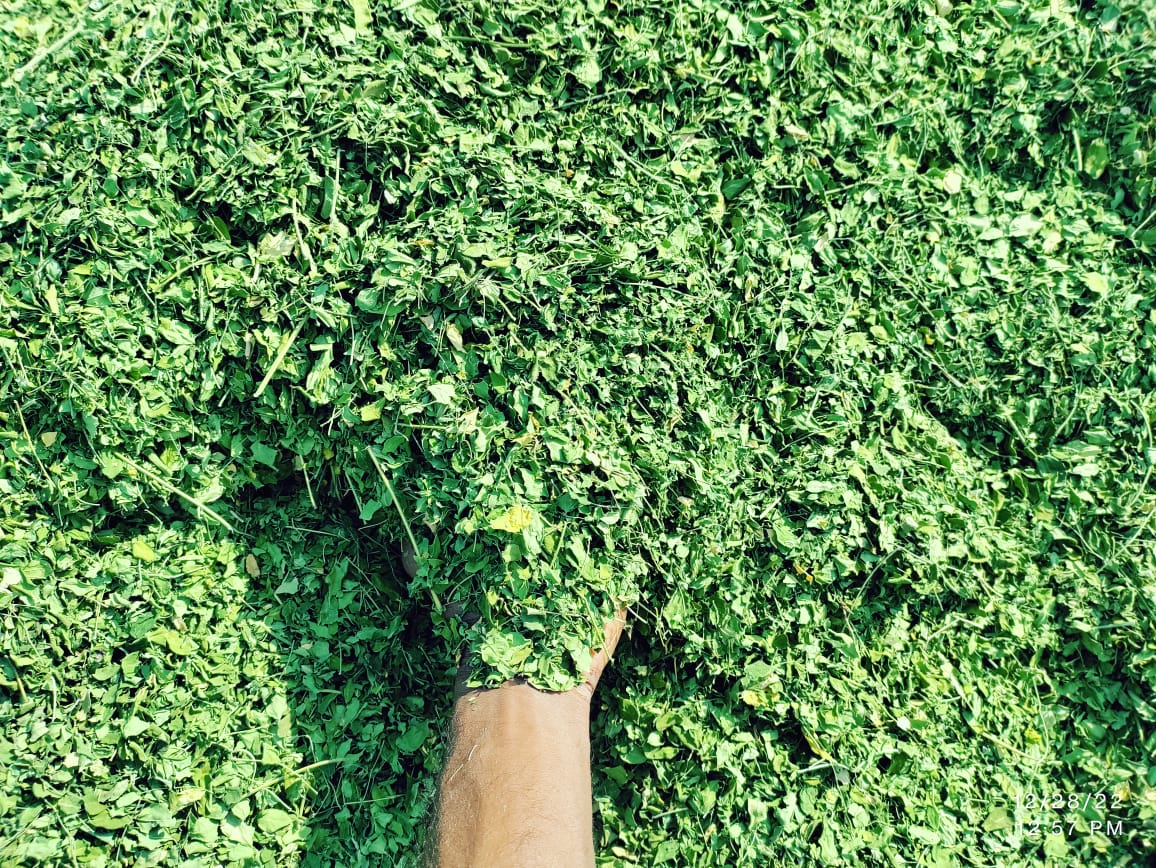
[397,720,431,753]
[479,629,533,669]
[1083,139,1109,179]
[126,206,157,228]
[1082,272,1109,296]
[158,318,195,346]
[573,55,601,86]
[350,0,372,35]
[428,383,456,404]
[251,442,280,467]
[257,809,296,834]
[132,539,158,562]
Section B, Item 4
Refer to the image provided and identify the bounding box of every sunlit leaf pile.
[2,0,1154,863]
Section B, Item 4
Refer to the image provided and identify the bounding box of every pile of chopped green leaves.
[3,0,1155,863]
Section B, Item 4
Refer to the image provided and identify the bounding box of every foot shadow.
[238,484,456,865]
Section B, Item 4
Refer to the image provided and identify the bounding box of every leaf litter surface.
[1,0,1155,863]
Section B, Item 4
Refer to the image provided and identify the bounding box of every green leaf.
[396,720,431,753]
[89,809,131,830]
[479,629,533,670]
[191,817,218,844]
[908,825,940,844]
[132,540,158,562]
[350,0,372,35]
[983,807,1013,832]
[5,4,1154,862]
[206,216,230,242]
[257,808,296,834]
[220,814,255,845]
[773,520,800,552]
[126,206,157,228]
[22,839,60,860]
[1083,139,1109,179]
[1082,272,1109,296]
[149,627,197,656]
[158,318,195,346]
[1009,213,1041,237]
[428,383,456,405]
[251,442,280,468]
[573,55,601,87]
[459,242,495,258]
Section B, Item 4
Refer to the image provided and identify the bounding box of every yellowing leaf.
[132,540,158,562]
[513,414,538,446]
[1083,138,1109,179]
[803,729,833,760]
[489,504,536,533]
[244,554,260,577]
[458,407,479,434]
[445,323,464,351]
[359,403,382,422]
[169,787,205,813]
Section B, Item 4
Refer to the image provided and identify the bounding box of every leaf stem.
[0,345,54,493]
[4,1,121,88]
[365,447,420,559]
[253,321,304,399]
[119,455,238,534]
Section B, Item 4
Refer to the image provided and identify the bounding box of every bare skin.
[428,613,626,867]
[403,545,625,867]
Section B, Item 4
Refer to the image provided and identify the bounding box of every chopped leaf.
[396,720,431,753]
[489,504,536,533]
[428,383,457,404]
